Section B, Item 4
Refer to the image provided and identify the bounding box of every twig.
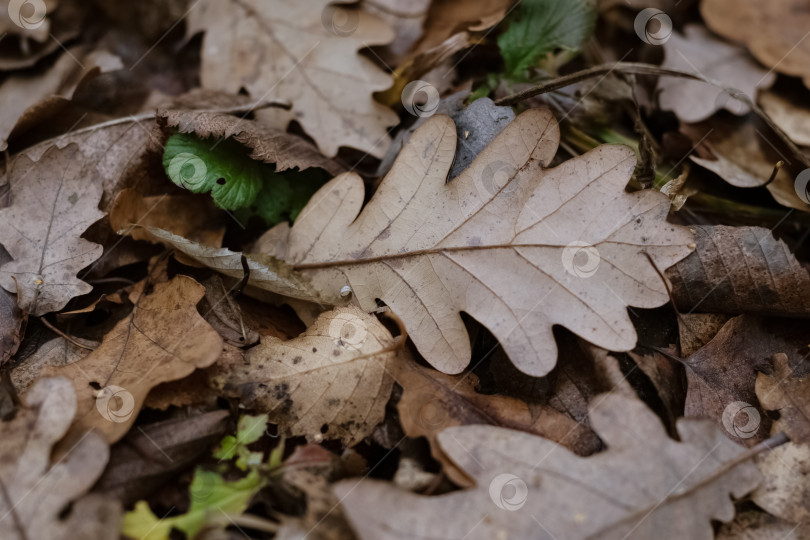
[495,62,810,170]
[763,160,784,188]
[39,317,95,351]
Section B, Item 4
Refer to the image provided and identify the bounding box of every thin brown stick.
[495,62,810,170]
[39,317,95,351]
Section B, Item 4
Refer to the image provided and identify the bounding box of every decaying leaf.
[188,0,398,158]
[272,108,694,376]
[752,441,810,525]
[0,144,104,316]
[0,377,113,540]
[210,306,396,445]
[680,315,791,445]
[42,275,223,444]
[717,511,810,540]
[757,353,810,443]
[682,120,808,212]
[701,0,810,89]
[394,358,599,486]
[658,25,775,122]
[157,92,346,176]
[336,393,761,539]
[667,226,810,315]
[759,91,810,147]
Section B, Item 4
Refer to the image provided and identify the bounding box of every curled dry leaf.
[157,95,346,176]
[757,353,810,443]
[657,25,775,123]
[0,144,104,316]
[682,120,808,212]
[139,226,323,303]
[394,358,600,487]
[759,91,810,147]
[209,306,395,446]
[0,377,111,540]
[667,226,810,316]
[42,275,223,445]
[188,0,397,158]
[336,393,761,540]
[274,109,694,376]
[701,0,810,89]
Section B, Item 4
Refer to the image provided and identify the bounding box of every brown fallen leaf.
[667,226,810,316]
[209,306,395,446]
[273,108,694,376]
[109,188,226,248]
[682,119,808,212]
[93,410,230,505]
[410,0,511,56]
[10,335,94,393]
[361,0,431,65]
[757,353,810,443]
[752,440,810,525]
[759,91,810,147]
[187,0,398,158]
[658,25,775,123]
[394,358,600,487]
[701,0,810,89]
[336,393,761,539]
[277,469,357,540]
[0,144,105,316]
[0,377,112,540]
[0,47,123,151]
[42,275,223,444]
[157,92,346,176]
[678,313,730,357]
[627,350,686,435]
[681,316,809,446]
[199,275,260,347]
[0,180,23,363]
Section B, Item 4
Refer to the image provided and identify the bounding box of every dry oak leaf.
[209,306,395,446]
[667,226,810,316]
[0,377,110,540]
[42,275,223,444]
[187,0,398,158]
[336,393,761,540]
[394,358,599,487]
[273,108,694,376]
[657,24,775,123]
[0,144,104,316]
[701,0,810,89]
[751,440,810,524]
[757,353,810,443]
[759,91,810,147]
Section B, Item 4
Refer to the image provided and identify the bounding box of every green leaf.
[163,133,265,210]
[213,414,268,470]
[235,168,330,226]
[122,469,265,540]
[497,0,596,80]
